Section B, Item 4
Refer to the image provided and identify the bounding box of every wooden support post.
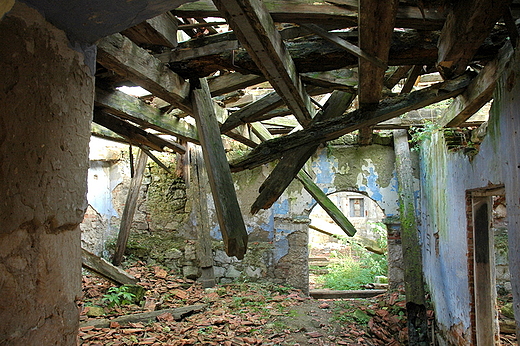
[393,129,429,345]
[113,149,148,266]
[191,78,248,259]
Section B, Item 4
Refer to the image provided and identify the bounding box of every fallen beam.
[80,304,207,328]
[81,248,137,286]
[230,72,475,172]
[310,289,386,299]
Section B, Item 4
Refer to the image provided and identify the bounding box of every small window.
[349,198,365,217]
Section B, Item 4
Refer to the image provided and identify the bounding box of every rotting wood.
[400,65,423,94]
[141,147,172,174]
[82,248,138,286]
[208,73,266,97]
[310,289,386,299]
[301,69,358,92]
[384,65,413,89]
[113,149,149,266]
[393,129,429,345]
[80,304,207,328]
[436,0,512,78]
[212,0,315,127]
[95,87,199,144]
[439,42,513,128]
[96,33,192,114]
[93,110,186,154]
[121,12,178,48]
[173,0,446,30]
[300,24,387,70]
[230,72,475,172]
[191,78,248,259]
[250,90,355,214]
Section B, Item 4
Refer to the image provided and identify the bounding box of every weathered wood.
[301,69,358,92]
[173,0,446,30]
[436,0,512,78]
[121,12,178,48]
[208,73,266,97]
[310,289,386,299]
[93,110,186,154]
[96,33,192,114]
[393,129,428,345]
[300,24,387,70]
[113,149,148,266]
[166,27,508,79]
[81,248,138,286]
[384,65,413,89]
[191,78,248,259]
[250,91,355,213]
[439,42,513,128]
[212,0,315,127]
[141,148,172,174]
[80,304,207,328]
[230,72,475,172]
[400,65,423,94]
[95,87,199,143]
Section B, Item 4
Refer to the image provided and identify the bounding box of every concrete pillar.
[0,3,94,345]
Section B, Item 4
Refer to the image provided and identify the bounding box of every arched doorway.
[308,191,388,290]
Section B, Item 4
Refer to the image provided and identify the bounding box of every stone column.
[384,217,405,290]
[0,4,94,345]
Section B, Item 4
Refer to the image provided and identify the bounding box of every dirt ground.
[78,261,516,345]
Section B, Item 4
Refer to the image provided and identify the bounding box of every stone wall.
[0,3,94,345]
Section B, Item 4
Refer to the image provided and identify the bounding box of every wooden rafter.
[212,0,315,127]
[230,72,475,172]
[437,0,512,78]
[121,12,178,48]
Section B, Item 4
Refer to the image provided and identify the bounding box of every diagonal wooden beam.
[438,42,513,128]
[300,24,387,70]
[96,33,192,114]
[437,0,512,78]
[121,12,178,48]
[250,90,355,214]
[208,73,266,97]
[95,87,199,143]
[400,65,423,94]
[191,78,248,259]
[212,0,315,127]
[230,72,475,172]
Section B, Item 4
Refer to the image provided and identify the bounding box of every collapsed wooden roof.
[93,0,519,257]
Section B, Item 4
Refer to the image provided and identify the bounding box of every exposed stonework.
[0,3,94,344]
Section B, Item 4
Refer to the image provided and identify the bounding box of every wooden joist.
[173,0,446,30]
[96,33,191,114]
[436,0,512,78]
[208,73,266,97]
[230,72,475,172]
[93,110,186,154]
[82,248,138,286]
[439,42,513,128]
[95,87,199,143]
[212,0,315,127]
[301,69,358,92]
[191,78,248,259]
[121,12,178,48]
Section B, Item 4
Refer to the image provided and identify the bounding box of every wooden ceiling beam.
[212,0,315,127]
[438,42,513,128]
[96,33,192,114]
[121,12,178,49]
[229,72,475,172]
[437,0,512,78]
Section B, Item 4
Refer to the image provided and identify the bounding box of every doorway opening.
[466,185,515,344]
[308,191,387,290]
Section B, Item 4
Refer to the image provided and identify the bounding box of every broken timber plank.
[95,87,199,143]
[121,12,178,48]
[96,33,192,114]
[113,149,148,266]
[208,73,266,97]
[230,72,475,172]
[212,0,315,127]
[300,24,387,70]
[191,78,248,259]
[310,289,386,299]
[438,42,513,128]
[82,248,138,286]
[80,304,207,328]
[393,129,428,345]
[250,90,355,213]
[93,110,186,154]
[436,0,512,78]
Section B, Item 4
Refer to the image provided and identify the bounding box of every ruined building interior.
[2,0,520,344]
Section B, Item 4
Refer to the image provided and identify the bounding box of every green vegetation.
[102,285,137,307]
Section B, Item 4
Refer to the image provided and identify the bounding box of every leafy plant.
[102,285,136,307]
[409,121,442,151]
